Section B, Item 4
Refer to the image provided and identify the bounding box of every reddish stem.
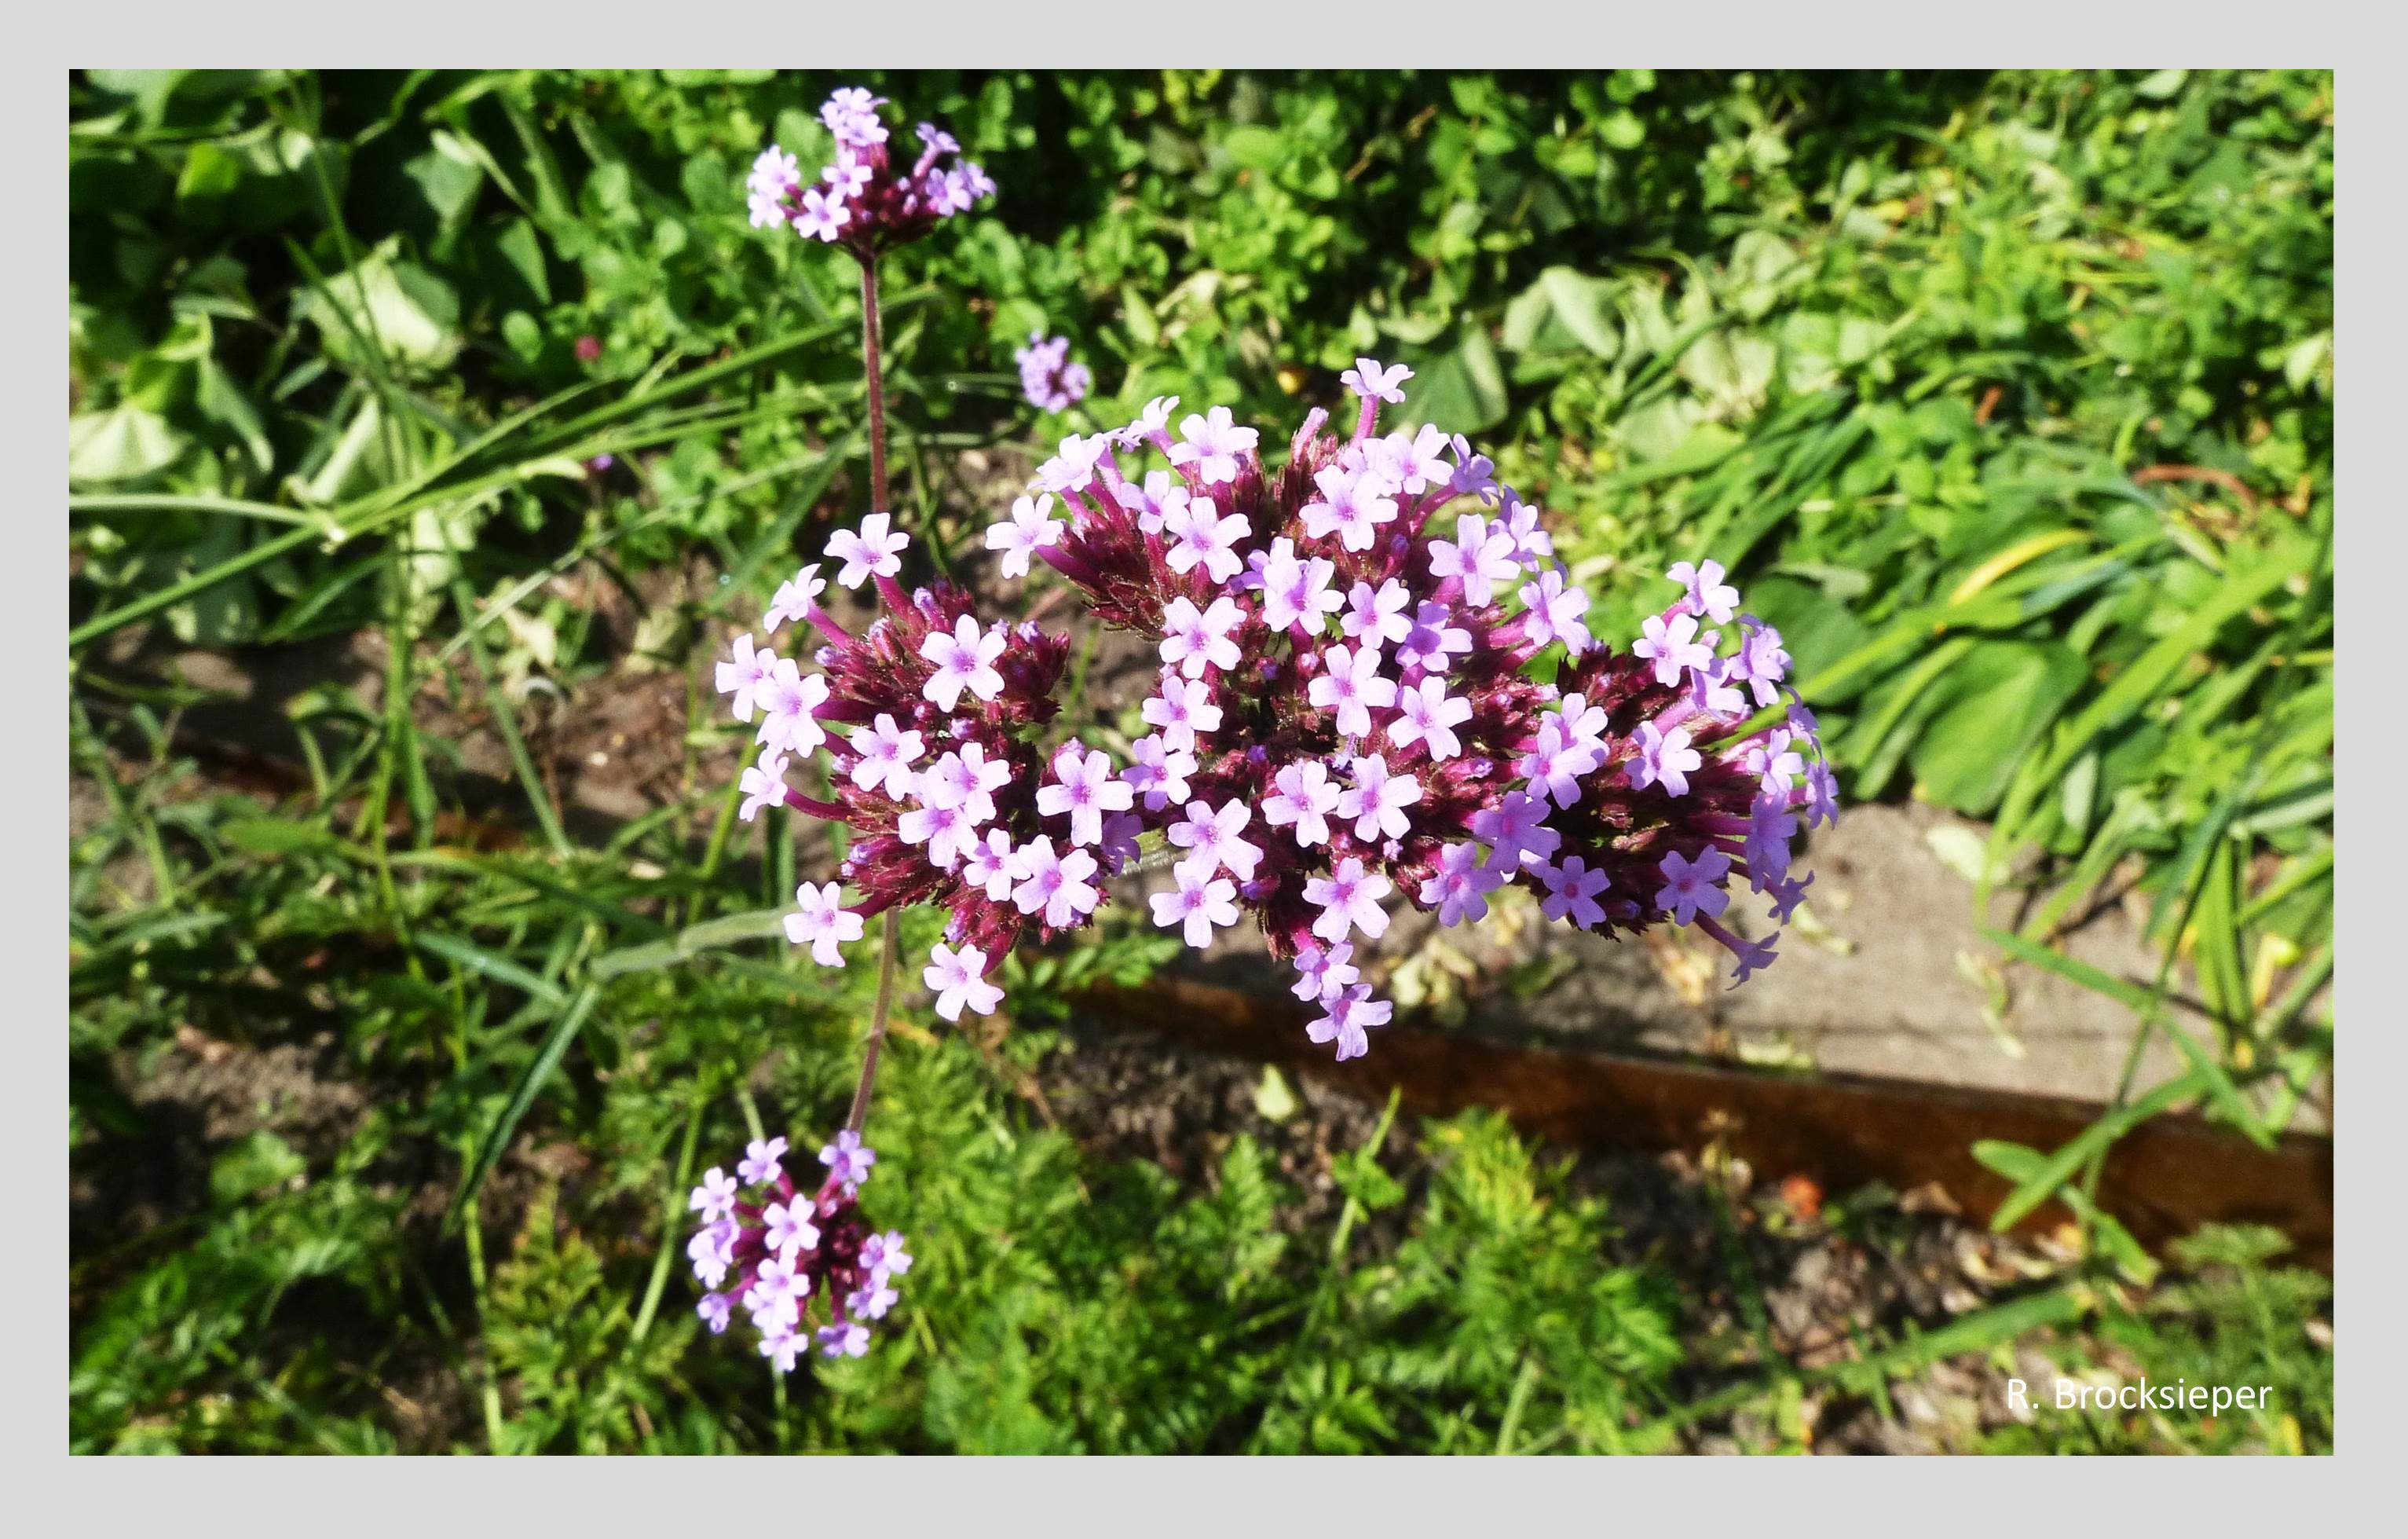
[846,255,902,1138]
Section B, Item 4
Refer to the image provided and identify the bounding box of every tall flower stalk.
[846,256,902,1139]
[686,86,994,1369]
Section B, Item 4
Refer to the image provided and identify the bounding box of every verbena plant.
[689,85,1833,1372]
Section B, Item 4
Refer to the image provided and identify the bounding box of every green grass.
[68,68,2333,1453]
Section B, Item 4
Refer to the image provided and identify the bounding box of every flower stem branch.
[847,253,900,1138]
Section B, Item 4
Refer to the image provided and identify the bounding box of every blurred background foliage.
[68,68,2332,1453]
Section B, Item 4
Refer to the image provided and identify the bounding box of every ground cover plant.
[68,68,2333,1453]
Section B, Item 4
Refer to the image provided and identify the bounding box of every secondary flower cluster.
[687,1131,910,1369]
[718,359,1835,1064]
[747,87,994,256]
[1016,331,1092,413]
[718,510,1089,991]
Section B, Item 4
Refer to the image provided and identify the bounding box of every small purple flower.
[1169,406,1259,486]
[1009,836,1101,929]
[818,1321,872,1358]
[1292,941,1359,1002]
[1389,676,1473,761]
[1469,790,1561,870]
[1168,798,1264,884]
[920,615,1008,712]
[1747,796,1799,890]
[793,185,851,242]
[1307,984,1392,1062]
[826,511,908,588]
[1803,760,1840,828]
[1429,513,1518,606]
[1304,859,1392,944]
[1420,841,1505,927]
[688,1167,739,1225]
[1038,743,1135,848]
[862,1231,913,1280]
[1667,559,1740,625]
[848,1281,901,1321]
[1341,357,1413,404]
[1122,735,1198,812]
[764,563,828,634]
[820,1130,878,1193]
[1725,929,1779,987]
[1628,722,1703,799]
[755,658,832,758]
[1015,332,1092,412]
[1340,579,1413,650]
[764,1199,821,1257]
[1632,611,1715,687]
[1656,848,1733,926]
[1538,856,1612,929]
[739,747,792,823]
[1518,568,1592,656]
[737,1136,789,1187]
[1159,595,1245,680]
[984,493,1061,578]
[1733,616,1791,706]
[1142,676,1224,752]
[924,940,1005,1021]
[1395,601,1473,674]
[760,1323,806,1373]
[1264,758,1343,848]
[1308,643,1398,741]
[1751,729,1806,797]
[1301,466,1399,552]
[715,632,774,721]
[1256,540,1344,636]
[1150,865,1240,948]
[1162,492,1250,584]
[1338,755,1422,843]
[846,714,925,801]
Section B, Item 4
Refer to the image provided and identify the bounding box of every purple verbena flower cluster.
[719,515,1086,999]
[747,87,994,256]
[717,359,1835,1062]
[687,1132,911,1369]
[1015,332,1092,413]
[979,359,1835,1057]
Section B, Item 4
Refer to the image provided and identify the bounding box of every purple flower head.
[747,89,990,258]
[1016,332,1092,413]
[689,1129,906,1372]
[737,367,1827,1072]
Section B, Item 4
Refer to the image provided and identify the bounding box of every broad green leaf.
[68,404,188,484]
[1911,640,2086,815]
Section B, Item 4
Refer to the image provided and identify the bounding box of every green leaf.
[448,984,601,1229]
[210,1130,307,1204]
[298,248,463,371]
[1502,266,1619,358]
[1910,640,2086,815]
[414,930,570,1007]
[1400,325,1507,435]
[220,817,347,856]
[68,403,188,484]
[1971,1141,2159,1284]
